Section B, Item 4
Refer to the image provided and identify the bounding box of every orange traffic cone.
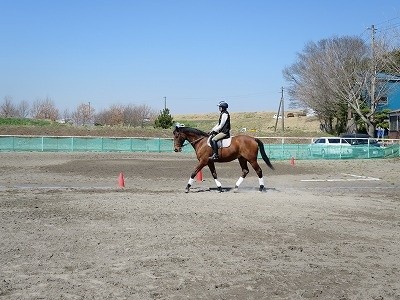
[118,172,125,188]
[290,156,295,166]
[196,170,203,182]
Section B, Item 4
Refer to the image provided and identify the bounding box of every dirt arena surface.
[0,152,399,300]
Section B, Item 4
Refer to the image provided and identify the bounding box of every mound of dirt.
[0,111,321,137]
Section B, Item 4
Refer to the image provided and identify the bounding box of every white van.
[308,137,352,158]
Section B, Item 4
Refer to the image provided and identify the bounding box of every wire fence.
[0,135,399,160]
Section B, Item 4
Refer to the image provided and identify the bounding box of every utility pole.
[164,96,167,110]
[274,87,285,132]
[281,87,285,132]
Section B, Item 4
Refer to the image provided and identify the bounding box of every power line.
[358,15,400,40]
[375,15,400,26]
[379,22,400,32]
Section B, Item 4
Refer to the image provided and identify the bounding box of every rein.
[189,136,206,146]
[180,134,207,148]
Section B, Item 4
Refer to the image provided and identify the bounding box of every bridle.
[175,131,207,149]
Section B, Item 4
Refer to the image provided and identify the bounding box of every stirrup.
[209,153,219,160]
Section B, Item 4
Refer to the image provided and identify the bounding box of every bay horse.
[173,124,274,193]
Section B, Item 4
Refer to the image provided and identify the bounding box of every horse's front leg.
[208,161,222,193]
[185,163,206,193]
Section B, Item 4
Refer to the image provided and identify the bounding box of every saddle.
[207,136,232,148]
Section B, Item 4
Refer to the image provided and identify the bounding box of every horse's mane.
[179,127,209,137]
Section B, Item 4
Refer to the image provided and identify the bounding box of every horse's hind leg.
[249,160,265,192]
[208,161,222,192]
[234,157,250,192]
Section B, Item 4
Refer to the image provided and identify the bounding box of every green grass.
[0,117,53,126]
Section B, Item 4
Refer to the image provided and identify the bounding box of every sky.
[1,0,400,116]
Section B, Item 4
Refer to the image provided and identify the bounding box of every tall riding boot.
[210,140,219,160]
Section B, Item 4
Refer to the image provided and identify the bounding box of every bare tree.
[355,35,400,135]
[123,105,141,126]
[31,97,59,121]
[131,104,156,127]
[1,96,18,117]
[283,37,364,133]
[71,103,95,125]
[120,104,155,127]
[94,104,156,127]
[284,35,400,135]
[94,104,125,126]
[17,100,30,118]
[62,108,71,123]
[93,110,108,126]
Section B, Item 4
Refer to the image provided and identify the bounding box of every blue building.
[375,73,400,139]
[376,73,400,111]
[388,109,400,139]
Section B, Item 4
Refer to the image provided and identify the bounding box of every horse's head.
[173,124,208,152]
[173,124,186,152]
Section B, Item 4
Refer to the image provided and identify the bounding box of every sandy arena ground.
[0,152,399,300]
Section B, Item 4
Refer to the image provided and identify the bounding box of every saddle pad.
[207,137,232,148]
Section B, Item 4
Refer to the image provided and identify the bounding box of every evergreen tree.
[154,108,174,129]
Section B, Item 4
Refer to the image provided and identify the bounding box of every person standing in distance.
[208,101,231,160]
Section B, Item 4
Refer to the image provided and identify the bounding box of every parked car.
[287,112,295,117]
[308,137,353,158]
[297,110,307,117]
[340,133,384,158]
[340,133,378,145]
[273,114,282,119]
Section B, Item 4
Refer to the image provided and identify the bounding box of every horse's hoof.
[217,186,222,193]
[259,185,265,192]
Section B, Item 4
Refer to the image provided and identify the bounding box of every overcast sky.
[1,0,400,115]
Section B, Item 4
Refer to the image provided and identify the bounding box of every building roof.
[377,73,400,82]
[389,109,400,115]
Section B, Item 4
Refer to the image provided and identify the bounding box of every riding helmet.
[218,101,228,109]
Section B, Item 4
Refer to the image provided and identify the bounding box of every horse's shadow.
[190,187,277,193]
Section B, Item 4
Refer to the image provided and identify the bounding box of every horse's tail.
[255,138,274,170]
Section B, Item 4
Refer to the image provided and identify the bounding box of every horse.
[173,124,274,193]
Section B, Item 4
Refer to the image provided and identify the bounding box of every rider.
[209,101,231,160]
